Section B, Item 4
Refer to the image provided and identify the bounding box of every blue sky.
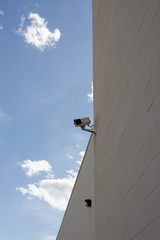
[0,1,93,239]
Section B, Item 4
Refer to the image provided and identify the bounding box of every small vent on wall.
[84,199,92,207]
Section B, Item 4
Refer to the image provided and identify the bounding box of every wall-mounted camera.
[74,117,96,134]
[74,117,91,128]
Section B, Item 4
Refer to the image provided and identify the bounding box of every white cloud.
[18,15,25,30]
[44,236,56,240]
[0,10,4,15]
[16,12,61,51]
[16,176,76,211]
[0,10,4,30]
[87,82,93,102]
[16,149,84,211]
[77,151,85,165]
[66,170,77,178]
[35,3,40,8]
[79,151,85,158]
[78,151,85,165]
[0,109,11,122]
[18,159,53,177]
[16,187,28,195]
[66,154,74,160]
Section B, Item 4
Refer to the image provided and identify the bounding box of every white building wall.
[93,0,160,239]
[57,1,160,239]
[56,136,95,240]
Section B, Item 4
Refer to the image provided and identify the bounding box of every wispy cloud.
[18,159,53,177]
[44,236,56,240]
[16,12,61,51]
[0,10,4,15]
[79,151,85,158]
[66,169,77,178]
[16,174,76,211]
[0,109,11,122]
[87,82,93,102]
[0,10,4,31]
[66,154,74,160]
[77,151,85,165]
[35,3,40,8]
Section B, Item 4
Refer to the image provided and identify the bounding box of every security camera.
[74,117,91,128]
[73,117,96,134]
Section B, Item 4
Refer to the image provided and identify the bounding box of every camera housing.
[73,117,96,134]
[74,117,91,128]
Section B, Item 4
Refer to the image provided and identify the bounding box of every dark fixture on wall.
[84,199,92,207]
[74,117,96,134]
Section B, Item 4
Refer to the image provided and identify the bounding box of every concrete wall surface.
[57,1,160,239]
[93,0,160,239]
[56,136,95,240]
